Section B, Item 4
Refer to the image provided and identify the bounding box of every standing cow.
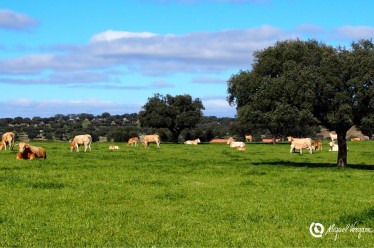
[287,136,313,154]
[70,134,92,152]
[127,137,139,146]
[143,134,160,148]
[0,132,15,150]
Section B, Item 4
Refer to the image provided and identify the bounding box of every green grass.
[0,141,373,247]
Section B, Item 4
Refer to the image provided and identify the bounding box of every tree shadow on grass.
[252,161,374,170]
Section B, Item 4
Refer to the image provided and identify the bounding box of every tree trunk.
[170,129,180,143]
[336,131,348,168]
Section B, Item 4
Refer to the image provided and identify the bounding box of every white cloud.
[0,9,38,31]
[202,98,236,117]
[90,30,158,42]
[0,25,292,78]
[331,25,374,40]
[191,77,227,84]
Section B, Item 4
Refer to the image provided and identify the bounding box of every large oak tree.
[228,39,374,167]
[139,94,205,143]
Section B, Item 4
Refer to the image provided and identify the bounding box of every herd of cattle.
[0,131,358,160]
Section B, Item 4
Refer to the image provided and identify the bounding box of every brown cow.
[127,137,139,146]
[313,140,323,151]
[0,132,15,150]
[16,142,46,160]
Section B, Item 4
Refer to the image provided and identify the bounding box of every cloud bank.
[0,9,38,31]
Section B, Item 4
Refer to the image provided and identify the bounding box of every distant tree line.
[0,112,239,143]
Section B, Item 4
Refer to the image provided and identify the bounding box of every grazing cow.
[329,132,337,142]
[16,142,46,160]
[227,137,246,148]
[351,137,361,141]
[312,140,323,151]
[245,135,253,142]
[109,145,120,150]
[143,134,160,148]
[0,132,15,150]
[184,138,201,145]
[287,136,313,154]
[70,134,92,152]
[127,137,139,146]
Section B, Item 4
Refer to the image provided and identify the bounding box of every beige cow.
[70,134,92,152]
[0,132,15,150]
[287,136,313,154]
[16,142,46,160]
[143,134,160,148]
[109,145,120,150]
[245,135,253,142]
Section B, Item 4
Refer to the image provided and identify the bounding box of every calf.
[127,137,139,146]
[312,140,323,151]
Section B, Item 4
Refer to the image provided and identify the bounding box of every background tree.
[139,94,205,143]
[228,39,374,167]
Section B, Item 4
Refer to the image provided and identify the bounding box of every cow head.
[70,142,76,152]
[18,142,29,153]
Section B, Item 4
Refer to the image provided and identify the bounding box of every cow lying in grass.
[184,138,201,145]
[16,142,46,160]
[227,137,246,148]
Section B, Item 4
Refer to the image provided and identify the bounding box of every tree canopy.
[139,94,205,143]
[228,39,374,167]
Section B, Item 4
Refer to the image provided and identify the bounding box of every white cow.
[329,132,337,142]
[227,137,246,148]
[287,136,313,154]
[329,141,349,152]
[184,138,201,145]
[70,134,92,152]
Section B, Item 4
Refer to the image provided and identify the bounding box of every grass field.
[0,140,373,247]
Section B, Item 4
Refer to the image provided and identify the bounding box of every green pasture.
[0,141,373,247]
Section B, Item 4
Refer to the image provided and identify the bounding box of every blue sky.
[1,0,374,118]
